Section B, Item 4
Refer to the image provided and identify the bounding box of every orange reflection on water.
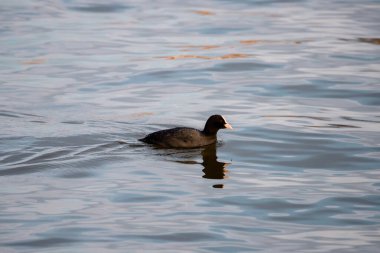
[129,112,154,119]
[160,53,250,60]
[193,10,215,16]
[181,45,221,51]
[358,38,380,45]
[240,40,260,45]
[217,53,250,59]
[240,39,305,45]
[21,58,46,65]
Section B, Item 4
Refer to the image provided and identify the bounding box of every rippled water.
[1,0,380,252]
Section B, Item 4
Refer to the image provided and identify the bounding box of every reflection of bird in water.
[201,144,230,180]
[171,143,231,188]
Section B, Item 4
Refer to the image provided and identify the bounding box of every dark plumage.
[139,115,232,148]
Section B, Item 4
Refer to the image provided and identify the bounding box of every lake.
[0,0,380,252]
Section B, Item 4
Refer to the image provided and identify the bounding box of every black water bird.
[139,115,232,148]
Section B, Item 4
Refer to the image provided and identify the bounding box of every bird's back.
[140,127,216,148]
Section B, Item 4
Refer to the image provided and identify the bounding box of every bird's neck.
[202,127,218,136]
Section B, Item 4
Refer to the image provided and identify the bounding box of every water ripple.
[1,0,379,252]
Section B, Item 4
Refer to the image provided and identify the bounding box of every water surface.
[1,0,380,252]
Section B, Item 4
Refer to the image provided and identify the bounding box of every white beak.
[221,115,233,129]
[224,123,233,129]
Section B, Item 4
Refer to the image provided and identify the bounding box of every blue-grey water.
[1,0,380,252]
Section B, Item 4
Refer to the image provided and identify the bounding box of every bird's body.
[139,115,232,148]
[140,127,216,148]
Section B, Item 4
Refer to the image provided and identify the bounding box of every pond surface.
[1,0,380,252]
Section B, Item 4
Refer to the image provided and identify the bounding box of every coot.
[139,115,232,148]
